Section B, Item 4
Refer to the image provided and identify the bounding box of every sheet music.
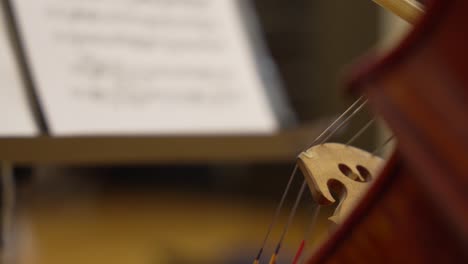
[10,0,289,135]
[0,7,37,137]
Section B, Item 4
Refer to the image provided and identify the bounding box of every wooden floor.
[10,190,329,264]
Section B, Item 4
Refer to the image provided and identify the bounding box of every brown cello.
[300,0,468,262]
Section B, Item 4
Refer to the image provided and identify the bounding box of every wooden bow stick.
[373,0,424,24]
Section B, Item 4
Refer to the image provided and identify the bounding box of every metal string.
[293,132,396,263]
[292,114,376,263]
[372,135,395,156]
[293,204,321,264]
[253,96,366,264]
[261,98,368,264]
[346,118,375,146]
[320,99,368,143]
[305,96,365,149]
[268,181,307,264]
[252,165,299,264]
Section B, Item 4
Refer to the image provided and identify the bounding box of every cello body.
[306,0,468,262]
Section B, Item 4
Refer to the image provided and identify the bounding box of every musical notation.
[10,0,288,135]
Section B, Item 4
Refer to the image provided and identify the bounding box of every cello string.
[292,133,395,263]
[268,180,308,264]
[372,134,395,156]
[253,96,365,264]
[293,204,321,264]
[320,99,368,143]
[306,96,365,149]
[346,118,375,146]
[292,116,376,263]
[252,165,299,264]
[264,99,369,263]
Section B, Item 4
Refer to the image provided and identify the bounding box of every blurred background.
[0,0,410,263]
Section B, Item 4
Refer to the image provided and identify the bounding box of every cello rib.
[307,155,468,263]
[306,0,468,262]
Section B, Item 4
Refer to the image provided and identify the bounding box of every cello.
[308,0,468,262]
[257,0,468,263]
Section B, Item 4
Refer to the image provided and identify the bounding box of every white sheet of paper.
[0,7,37,137]
[10,0,286,135]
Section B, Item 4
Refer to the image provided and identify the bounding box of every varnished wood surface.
[307,156,468,263]
[305,0,468,262]
[352,0,468,241]
[0,123,327,165]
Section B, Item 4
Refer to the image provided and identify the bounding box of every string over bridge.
[297,143,383,224]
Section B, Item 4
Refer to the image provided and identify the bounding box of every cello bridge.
[297,143,384,224]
